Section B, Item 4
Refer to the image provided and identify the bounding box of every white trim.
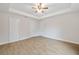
[0,35,79,45]
[41,35,79,45]
[40,8,72,19]
[9,8,39,19]
[9,8,72,20]
[0,34,40,45]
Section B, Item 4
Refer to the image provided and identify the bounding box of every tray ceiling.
[9,3,79,19]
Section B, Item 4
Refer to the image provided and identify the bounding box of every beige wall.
[0,4,39,44]
[0,13,9,44]
[9,13,39,42]
[40,12,79,44]
[0,12,39,44]
[0,4,79,45]
[0,4,10,44]
[0,11,79,44]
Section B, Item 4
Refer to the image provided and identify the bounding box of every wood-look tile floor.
[0,36,79,55]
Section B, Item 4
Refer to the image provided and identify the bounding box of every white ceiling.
[9,3,79,19]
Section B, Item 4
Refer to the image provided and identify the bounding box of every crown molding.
[9,8,72,20]
[9,8,39,19]
[39,8,72,19]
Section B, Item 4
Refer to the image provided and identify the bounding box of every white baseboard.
[0,34,40,45]
[17,34,41,41]
[0,34,79,45]
[0,41,9,45]
[41,35,79,45]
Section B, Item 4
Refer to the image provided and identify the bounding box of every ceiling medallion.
[32,3,48,13]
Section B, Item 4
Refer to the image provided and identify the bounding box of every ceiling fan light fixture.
[32,3,48,13]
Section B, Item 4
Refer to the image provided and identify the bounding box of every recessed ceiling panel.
[10,3,79,19]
